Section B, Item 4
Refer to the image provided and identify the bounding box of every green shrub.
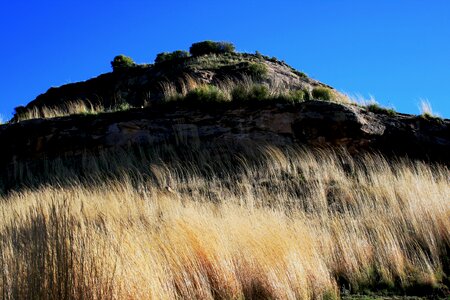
[189,41,235,57]
[111,55,135,71]
[155,50,189,64]
[247,63,268,80]
[277,89,308,104]
[366,103,396,116]
[312,87,333,101]
[232,84,270,102]
[185,85,228,104]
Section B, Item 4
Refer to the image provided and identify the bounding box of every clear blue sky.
[1,0,449,120]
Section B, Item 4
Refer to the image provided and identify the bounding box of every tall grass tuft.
[14,100,105,122]
[13,100,137,123]
[419,99,442,120]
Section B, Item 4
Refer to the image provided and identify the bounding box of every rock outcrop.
[1,101,448,167]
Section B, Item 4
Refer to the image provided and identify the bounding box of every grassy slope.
[11,51,345,123]
[0,146,448,299]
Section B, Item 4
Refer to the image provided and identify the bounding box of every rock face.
[1,101,448,168]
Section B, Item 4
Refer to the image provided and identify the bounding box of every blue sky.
[1,0,449,120]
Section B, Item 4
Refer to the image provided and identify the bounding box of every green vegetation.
[312,86,334,101]
[184,85,228,105]
[366,103,396,116]
[161,77,313,108]
[231,84,270,102]
[185,52,242,70]
[246,62,268,80]
[155,50,190,64]
[419,112,444,123]
[189,40,235,56]
[112,102,132,112]
[276,89,309,104]
[418,100,443,122]
[111,54,135,71]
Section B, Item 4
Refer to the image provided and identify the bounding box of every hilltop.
[12,41,341,121]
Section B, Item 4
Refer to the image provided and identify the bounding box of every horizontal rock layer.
[1,101,449,167]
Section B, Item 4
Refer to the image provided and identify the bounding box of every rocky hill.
[1,41,449,177]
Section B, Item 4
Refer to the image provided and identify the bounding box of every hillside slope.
[13,51,333,121]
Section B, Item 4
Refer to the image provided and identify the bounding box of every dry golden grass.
[14,100,104,122]
[160,75,352,105]
[0,147,448,299]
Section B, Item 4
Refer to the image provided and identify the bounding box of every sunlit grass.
[14,100,105,122]
[0,147,448,299]
[419,99,442,120]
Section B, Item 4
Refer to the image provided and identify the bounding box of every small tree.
[189,41,235,56]
[111,55,135,71]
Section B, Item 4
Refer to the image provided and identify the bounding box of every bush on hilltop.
[189,41,235,57]
[155,50,190,64]
[111,55,135,71]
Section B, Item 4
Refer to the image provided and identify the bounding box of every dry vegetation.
[0,146,448,299]
[13,100,105,122]
[160,75,347,105]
